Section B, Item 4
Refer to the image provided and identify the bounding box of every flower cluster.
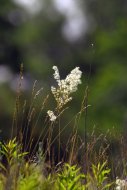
[116,178,127,190]
[47,110,57,122]
[47,66,82,121]
[51,66,82,109]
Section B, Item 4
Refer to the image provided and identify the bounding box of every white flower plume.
[51,66,82,109]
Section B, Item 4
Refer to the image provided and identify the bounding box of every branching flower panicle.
[51,66,82,109]
[47,66,82,121]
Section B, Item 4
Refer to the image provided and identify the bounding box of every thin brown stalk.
[26,95,49,151]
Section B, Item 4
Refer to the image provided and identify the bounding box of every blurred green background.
[0,0,127,141]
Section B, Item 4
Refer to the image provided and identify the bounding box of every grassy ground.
[0,65,126,190]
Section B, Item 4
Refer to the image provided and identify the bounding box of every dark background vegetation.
[0,0,127,142]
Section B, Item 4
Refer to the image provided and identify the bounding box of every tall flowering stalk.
[47,66,82,121]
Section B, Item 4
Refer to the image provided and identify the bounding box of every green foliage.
[55,163,85,190]
[0,138,55,190]
[86,162,113,190]
[17,173,40,190]
[0,138,28,166]
[0,138,115,190]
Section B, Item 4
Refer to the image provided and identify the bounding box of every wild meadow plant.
[0,65,126,189]
[115,178,127,190]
